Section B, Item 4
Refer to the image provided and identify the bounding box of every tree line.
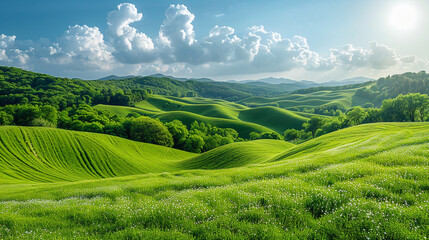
[0,66,155,109]
[0,103,241,153]
[355,71,429,104]
[0,66,290,106]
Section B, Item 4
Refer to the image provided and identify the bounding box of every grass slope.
[95,95,309,137]
[181,139,294,169]
[238,107,308,133]
[0,123,428,239]
[0,126,291,184]
[239,87,373,110]
[0,126,196,183]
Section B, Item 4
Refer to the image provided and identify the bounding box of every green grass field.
[95,95,309,137]
[239,87,374,110]
[0,123,428,239]
[0,127,196,183]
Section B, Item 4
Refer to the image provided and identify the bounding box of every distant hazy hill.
[99,73,216,82]
[98,75,141,80]
[149,73,215,82]
[99,73,373,87]
[228,77,306,84]
[322,77,374,86]
[228,76,373,86]
[98,74,373,92]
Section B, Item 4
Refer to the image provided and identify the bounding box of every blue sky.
[0,0,428,81]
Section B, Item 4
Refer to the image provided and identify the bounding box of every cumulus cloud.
[400,55,415,63]
[160,4,196,46]
[0,34,15,49]
[46,25,113,70]
[0,49,7,61]
[158,4,207,64]
[367,42,398,69]
[107,3,156,63]
[0,3,426,79]
[329,41,402,70]
[0,34,31,66]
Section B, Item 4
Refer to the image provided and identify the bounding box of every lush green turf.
[0,126,196,183]
[181,139,294,170]
[0,123,428,239]
[95,95,309,137]
[238,107,308,133]
[239,87,373,110]
[0,127,290,184]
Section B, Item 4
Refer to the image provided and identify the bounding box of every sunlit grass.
[95,94,309,137]
[0,123,428,239]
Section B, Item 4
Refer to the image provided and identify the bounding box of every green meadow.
[239,87,373,110]
[0,123,428,239]
[95,95,310,137]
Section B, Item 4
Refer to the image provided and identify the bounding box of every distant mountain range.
[227,77,374,86]
[97,74,374,88]
[148,74,215,82]
[97,75,140,81]
[98,74,214,82]
[320,77,375,86]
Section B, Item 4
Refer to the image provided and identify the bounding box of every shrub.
[129,116,174,147]
[30,118,56,128]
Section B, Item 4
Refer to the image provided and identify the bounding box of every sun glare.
[389,4,418,31]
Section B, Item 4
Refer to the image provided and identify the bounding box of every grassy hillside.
[0,123,428,239]
[181,139,294,169]
[0,126,292,184]
[95,95,309,137]
[239,86,374,110]
[0,126,196,183]
[238,107,308,133]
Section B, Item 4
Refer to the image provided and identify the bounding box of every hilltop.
[94,95,309,137]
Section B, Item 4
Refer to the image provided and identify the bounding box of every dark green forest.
[355,71,429,104]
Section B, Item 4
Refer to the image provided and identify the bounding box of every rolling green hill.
[0,126,196,183]
[239,87,374,110]
[95,95,309,137]
[0,126,294,184]
[181,139,294,169]
[0,123,428,239]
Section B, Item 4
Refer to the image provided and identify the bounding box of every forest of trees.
[0,66,153,109]
[355,71,429,104]
[0,66,290,106]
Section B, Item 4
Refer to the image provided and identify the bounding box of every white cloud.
[329,41,403,70]
[400,55,415,63]
[107,3,156,64]
[39,25,113,71]
[0,34,16,49]
[0,49,7,61]
[158,4,206,64]
[367,41,398,69]
[160,4,196,46]
[330,44,369,68]
[0,3,427,80]
[0,34,31,66]
[203,25,245,63]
